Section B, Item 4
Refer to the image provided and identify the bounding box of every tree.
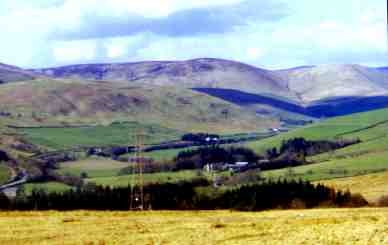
[0,191,10,210]
[80,172,88,179]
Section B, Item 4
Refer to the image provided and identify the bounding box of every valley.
[1,58,388,209]
[3,1,388,244]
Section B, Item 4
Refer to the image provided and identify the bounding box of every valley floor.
[0,209,387,244]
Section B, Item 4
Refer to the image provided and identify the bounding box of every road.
[0,170,28,198]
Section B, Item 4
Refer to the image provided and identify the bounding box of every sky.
[0,0,386,69]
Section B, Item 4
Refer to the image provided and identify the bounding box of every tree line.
[0,179,367,211]
[266,137,360,160]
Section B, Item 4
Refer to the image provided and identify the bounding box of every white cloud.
[55,0,245,19]
[0,0,386,68]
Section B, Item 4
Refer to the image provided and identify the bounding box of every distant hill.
[33,59,388,105]
[377,67,388,74]
[0,59,386,130]
[32,58,296,100]
[276,64,388,103]
[193,88,388,118]
[0,63,37,83]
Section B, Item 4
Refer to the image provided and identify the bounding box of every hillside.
[33,58,295,100]
[248,107,388,153]
[193,88,388,118]
[245,108,388,186]
[31,59,388,120]
[276,64,388,103]
[0,78,275,134]
[33,59,388,105]
[0,63,37,83]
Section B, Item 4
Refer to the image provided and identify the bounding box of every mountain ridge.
[1,58,388,124]
[31,58,388,104]
[0,62,38,83]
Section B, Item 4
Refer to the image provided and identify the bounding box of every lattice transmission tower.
[129,127,147,211]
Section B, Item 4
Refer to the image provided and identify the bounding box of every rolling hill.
[276,64,388,103]
[0,78,276,134]
[33,59,388,104]
[243,107,388,188]
[1,59,388,140]
[31,59,388,120]
[32,58,295,100]
[0,63,37,83]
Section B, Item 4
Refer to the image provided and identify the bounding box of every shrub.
[377,195,388,207]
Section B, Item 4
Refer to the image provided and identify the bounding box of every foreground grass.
[0,209,387,244]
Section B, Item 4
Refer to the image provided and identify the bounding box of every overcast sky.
[0,0,386,69]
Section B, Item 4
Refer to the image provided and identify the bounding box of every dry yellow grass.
[1,209,388,244]
[317,171,388,203]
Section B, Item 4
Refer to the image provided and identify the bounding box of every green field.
[16,107,388,193]
[122,147,198,162]
[87,170,202,187]
[247,108,388,154]
[242,108,388,183]
[18,122,184,150]
[308,121,388,163]
[262,149,388,182]
[23,182,73,194]
[49,108,388,188]
[58,159,130,178]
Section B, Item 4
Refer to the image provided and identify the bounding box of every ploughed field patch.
[57,159,131,178]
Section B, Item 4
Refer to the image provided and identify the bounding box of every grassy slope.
[247,108,388,183]
[262,150,388,182]
[0,79,275,134]
[19,122,184,150]
[247,108,388,153]
[1,209,388,244]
